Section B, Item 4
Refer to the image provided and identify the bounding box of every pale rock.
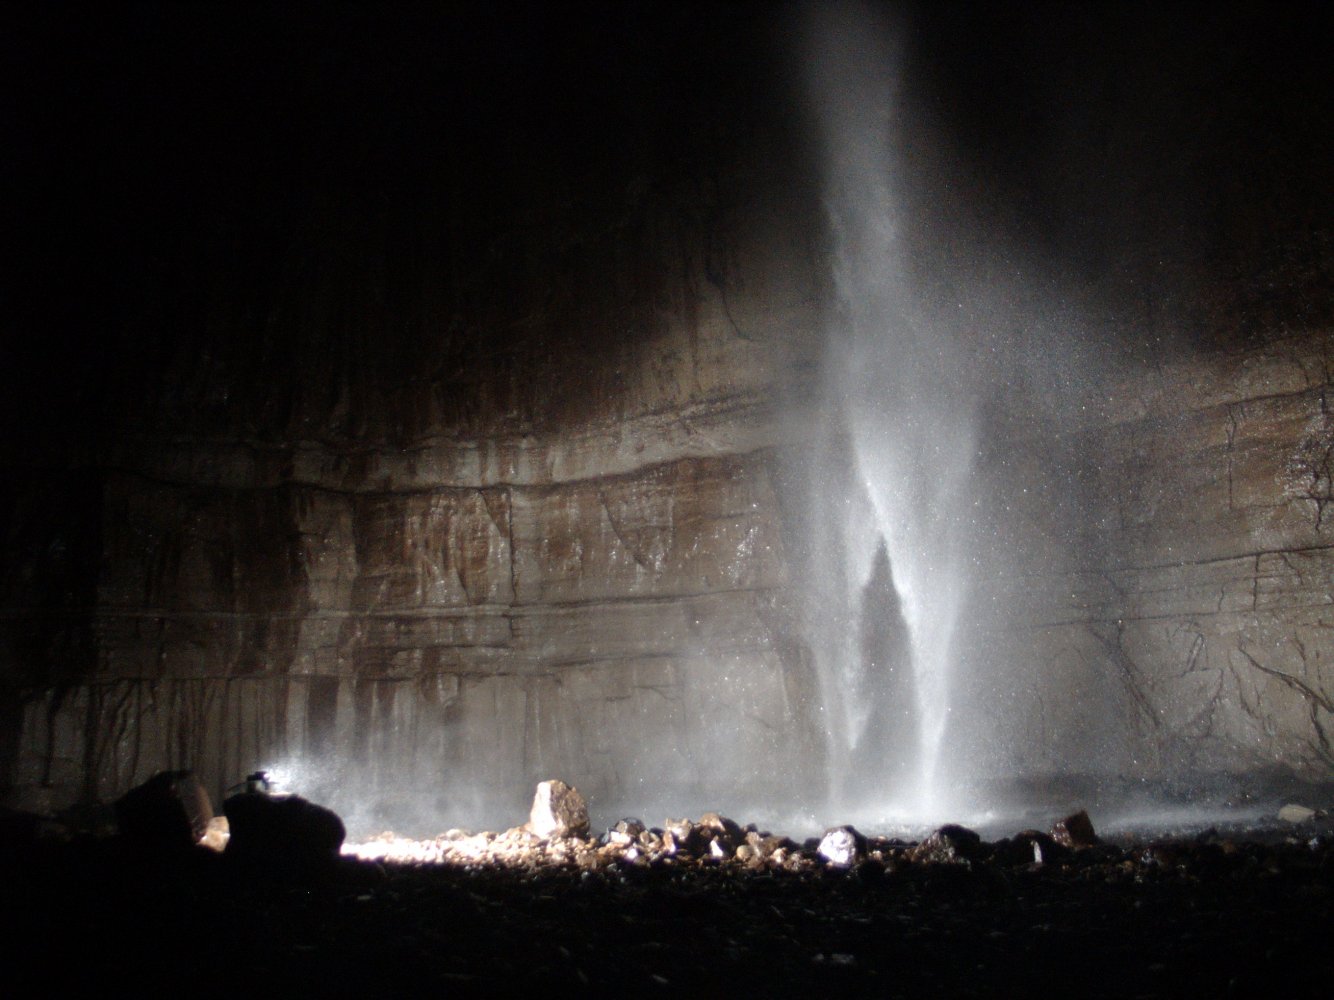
[526,779,590,839]
[200,815,230,852]
[818,826,865,867]
[1279,803,1317,823]
[663,818,708,856]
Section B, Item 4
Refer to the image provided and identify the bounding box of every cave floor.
[4,835,1331,998]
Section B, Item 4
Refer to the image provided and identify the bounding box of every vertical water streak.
[802,3,979,820]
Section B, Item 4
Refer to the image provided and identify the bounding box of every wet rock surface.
[5,815,1332,997]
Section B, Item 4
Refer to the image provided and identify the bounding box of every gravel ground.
[3,820,1331,999]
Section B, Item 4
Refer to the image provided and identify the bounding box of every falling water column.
[801,3,980,822]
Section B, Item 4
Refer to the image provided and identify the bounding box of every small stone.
[1050,810,1098,849]
[908,824,983,864]
[757,833,793,858]
[605,817,646,846]
[818,826,865,867]
[526,779,590,839]
[200,816,230,852]
[697,812,744,846]
[993,831,1066,867]
[663,818,708,856]
[1279,804,1317,824]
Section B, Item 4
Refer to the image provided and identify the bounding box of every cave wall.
[3,3,1331,825]
[968,334,1334,785]
[2,109,831,825]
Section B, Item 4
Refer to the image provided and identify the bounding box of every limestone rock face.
[0,116,828,827]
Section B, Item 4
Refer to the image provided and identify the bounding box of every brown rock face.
[0,89,828,826]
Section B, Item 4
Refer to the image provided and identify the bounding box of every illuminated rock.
[526,779,589,840]
[817,826,866,867]
[200,815,229,852]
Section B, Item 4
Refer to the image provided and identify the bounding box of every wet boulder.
[223,792,345,867]
[114,770,213,853]
[1050,810,1098,849]
[526,779,590,839]
[908,824,983,864]
[818,826,867,867]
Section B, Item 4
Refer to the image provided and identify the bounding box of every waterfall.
[802,2,980,823]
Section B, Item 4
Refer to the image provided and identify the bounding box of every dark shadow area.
[2,824,1330,998]
[847,541,918,802]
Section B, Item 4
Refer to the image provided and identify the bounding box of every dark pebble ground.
[3,832,1331,998]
